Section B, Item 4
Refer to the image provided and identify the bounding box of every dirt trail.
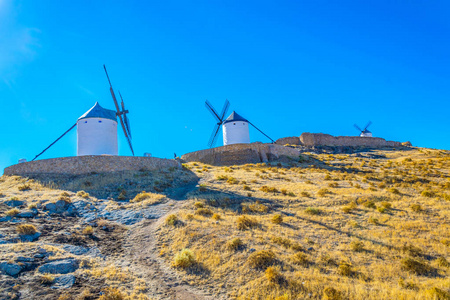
[123,176,220,300]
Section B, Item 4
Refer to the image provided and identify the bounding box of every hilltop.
[0,146,449,299]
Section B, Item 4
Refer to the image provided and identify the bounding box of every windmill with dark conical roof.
[354,121,373,137]
[205,100,274,147]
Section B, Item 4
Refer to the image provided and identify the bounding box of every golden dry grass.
[157,148,450,299]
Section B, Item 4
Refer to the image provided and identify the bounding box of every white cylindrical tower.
[77,102,118,156]
[222,111,250,146]
[360,131,373,137]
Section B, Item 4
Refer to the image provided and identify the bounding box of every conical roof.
[223,111,249,124]
[78,102,117,122]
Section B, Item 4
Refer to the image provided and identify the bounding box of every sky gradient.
[1,0,449,172]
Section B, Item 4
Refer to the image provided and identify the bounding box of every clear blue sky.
[1,0,449,172]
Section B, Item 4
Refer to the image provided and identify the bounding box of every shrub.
[16,224,37,235]
[260,186,278,193]
[212,213,221,220]
[265,266,284,284]
[98,287,126,300]
[424,288,450,300]
[194,202,204,208]
[243,185,251,191]
[28,203,37,209]
[388,188,400,194]
[350,240,364,252]
[196,208,213,216]
[271,214,283,224]
[323,287,344,300]
[362,200,376,209]
[226,238,243,251]
[328,182,339,188]
[271,236,292,248]
[291,252,308,266]
[401,244,422,257]
[436,256,449,267]
[380,201,392,209]
[368,217,379,225]
[338,262,352,276]
[82,225,94,235]
[216,175,228,181]
[421,190,435,197]
[165,214,179,226]
[401,257,432,275]
[5,208,20,216]
[247,250,275,269]
[77,190,90,199]
[317,188,330,197]
[237,215,258,230]
[304,207,321,215]
[377,206,386,213]
[172,249,195,268]
[227,177,239,184]
[18,184,31,191]
[410,204,423,212]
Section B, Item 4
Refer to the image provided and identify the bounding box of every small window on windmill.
[84,121,87,123]
[98,120,102,123]
[233,123,236,125]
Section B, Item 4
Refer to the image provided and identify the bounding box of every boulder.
[4,200,24,207]
[52,274,76,289]
[16,210,38,218]
[44,200,77,216]
[38,259,78,274]
[275,136,301,145]
[0,262,22,276]
[19,232,41,242]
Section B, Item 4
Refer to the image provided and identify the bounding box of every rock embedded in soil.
[16,210,38,218]
[19,232,41,242]
[0,262,22,276]
[4,200,24,207]
[38,259,78,274]
[51,274,76,289]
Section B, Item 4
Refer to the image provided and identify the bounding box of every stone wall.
[275,136,301,145]
[299,133,402,147]
[3,156,180,176]
[181,143,301,166]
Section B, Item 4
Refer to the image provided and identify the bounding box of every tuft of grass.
[421,190,435,197]
[243,185,251,191]
[271,214,283,224]
[165,214,179,226]
[388,187,400,194]
[82,225,94,235]
[39,273,55,285]
[117,190,127,200]
[237,215,259,230]
[291,252,308,266]
[76,190,90,199]
[16,224,37,235]
[18,184,31,191]
[226,177,239,184]
[350,240,364,252]
[338,262,353,276]
[194,202,204,208]
[212,213,221,220]
[401,257,432,275]
[195,207,213,216]
[304,207,321,215]
[226,238,243,251]
[5,208,20,216]
[260,186,279,193]
[172,248,195,268]
[424,288,450,300]
[98,287,126,300]
[410,204,423,212]
[362,200,376,209]
[131,191,164,205]
[323,287,344,300]
[265,266,284,284]
[247,250,275,269]
[300,191,311,197]
[317,188,330,197]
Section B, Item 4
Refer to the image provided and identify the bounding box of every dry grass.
[156,148,450,299]
[16,224,37,235]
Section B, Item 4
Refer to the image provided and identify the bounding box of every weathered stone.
[4,200,24,207]
[19,232,41,242]
[38,259,78,274]
[299,133,402,147]
[275,136,301,145]
[16,210,37,218]
[51,274,76,289]
[0,262,22,276]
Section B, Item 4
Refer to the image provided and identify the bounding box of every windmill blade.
[205,100,221,122]
[124,115,132,139]
[249,121,274,143]
[104,65,134,156]
[208,123,221,148]
[219,99,230,121]
[354,124,362,132]
[364,121,372,130]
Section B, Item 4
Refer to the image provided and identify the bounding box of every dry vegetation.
[157,148,450,299]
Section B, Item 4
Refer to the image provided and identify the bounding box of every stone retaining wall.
[299,133,402,147]
[275,136,301,145]
[3,156,180,176]
[181,143,301,166]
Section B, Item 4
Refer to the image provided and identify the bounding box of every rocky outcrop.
[275,136,301,145]
[0,262,22,276]
[182,143,301,166]
[44,200,77,216]
[299,133,403,148]
[38,259,79,274]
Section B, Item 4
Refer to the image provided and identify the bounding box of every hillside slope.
[0,147,449,299]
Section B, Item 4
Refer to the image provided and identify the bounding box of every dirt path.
[123,176,220,300]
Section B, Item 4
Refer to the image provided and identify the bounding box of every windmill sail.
[205,99,230,148]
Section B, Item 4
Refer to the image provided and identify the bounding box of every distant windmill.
[354,121,373,137]
[31,65,134,161]
[205,100,274,148]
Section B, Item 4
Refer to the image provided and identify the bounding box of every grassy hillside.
[0,147,449,299]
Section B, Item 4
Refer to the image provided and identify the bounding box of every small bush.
[362,200,376,209]
[82,225,94,235]
[368,217,379,225]
[16,224,37,235]
[98,287,126,300]
[216,175,228,181]
[328,182,339,188]
[265,266,284,284]
[380,201,392,209]
[323,287,344,300]
[338,262,352,276]
[237,215,258,230]
[436,256,449,268]
[388,188,400,194]
[377,206,386,213]
[271,214,283,224]
[301,191,310,197]
[271,236,292,248]
[194,202,204,208]
[421,190,435,197]
[212,213,221,220]
[260,186,278,193]
[401,257,432,275]
[305,207,321,215]
[77,190,90,199]
[424,288,450,300]
[411,204,423,212]
[317,188,330,197]
[196,207,213,216]
[401,244,422,257]
[172,248,195,268]
[243,185,251,191]
[226,238,243,251]
[5,208,20,216]
[291,252,308,266]
[165,214,179,226]
[18,184,31,191]
[227,177,239,184]
[350,241,364,252]
[247,250,275,269]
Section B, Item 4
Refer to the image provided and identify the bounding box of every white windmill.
[354,121,373,137]
[31,65,134,161]
[205,100,274,147]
